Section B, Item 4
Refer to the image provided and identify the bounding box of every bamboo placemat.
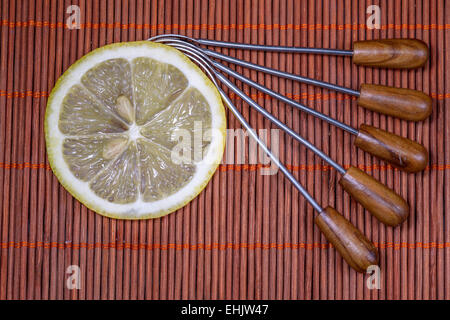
[0,0,448,300]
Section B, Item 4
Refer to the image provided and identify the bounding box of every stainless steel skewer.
[157,41,378,273]
[195,38,354,56]
[150,34,432,122]
[151,34,428,69]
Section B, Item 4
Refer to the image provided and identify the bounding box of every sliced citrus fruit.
[45,41,226,219]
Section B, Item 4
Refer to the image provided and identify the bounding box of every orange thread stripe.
[0,90,49,98]
[1,20,449,31]
[1,90,449,101]
[1,241,449,250]
[218,164,271,172]
[0,163,51,170]
[1,163,450,172]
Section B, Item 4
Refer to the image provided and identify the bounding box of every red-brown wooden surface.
[0,0,448,299]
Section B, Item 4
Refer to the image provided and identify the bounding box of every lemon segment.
[140,87,212,160]
[132,57,189,125]
[136,138,196,202]
[89,142,140,204]
[81,58,134,124]
[59,84,128,135]
[62,134,128,181]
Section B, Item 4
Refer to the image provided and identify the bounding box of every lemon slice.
[45,41,226,219]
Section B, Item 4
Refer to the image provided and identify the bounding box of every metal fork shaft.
[196,38,354,56]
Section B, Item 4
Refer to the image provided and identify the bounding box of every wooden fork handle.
[315,206,379,273]
[358,84,432,121]
[339,166,409,227]
[355,124,428,173]
[353,39,428,69]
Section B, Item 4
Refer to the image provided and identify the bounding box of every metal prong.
[195,38,354,56]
